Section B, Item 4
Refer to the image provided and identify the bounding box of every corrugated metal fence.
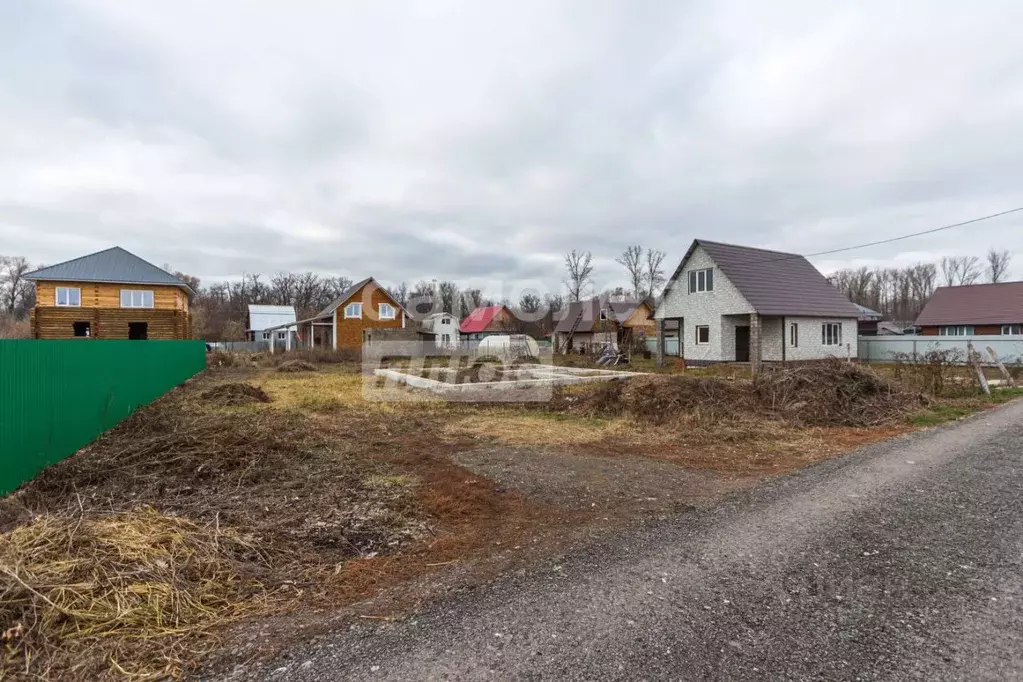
[0,340,206,495]
[858,335,1023,364]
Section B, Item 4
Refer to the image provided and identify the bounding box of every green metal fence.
[0,340,206,495]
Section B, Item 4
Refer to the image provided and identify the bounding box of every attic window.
[688,268,714,293]
[344,302,362,319]
[379,303,396,320]
[599,308,609,321]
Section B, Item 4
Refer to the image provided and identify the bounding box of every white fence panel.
[858,335,1023,364]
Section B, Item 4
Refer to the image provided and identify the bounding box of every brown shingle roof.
[667,240,860,318]
[915,281,1023,326]
[554,298,643,334]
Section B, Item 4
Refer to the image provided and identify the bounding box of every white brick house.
[654,240,860,364]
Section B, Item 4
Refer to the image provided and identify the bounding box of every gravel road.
[232,400,1023,681]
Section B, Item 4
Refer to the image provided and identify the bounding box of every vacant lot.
[2,355,1019,680]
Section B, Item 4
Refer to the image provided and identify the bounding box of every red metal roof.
[459,305,509,333]
[915,281,1023,326]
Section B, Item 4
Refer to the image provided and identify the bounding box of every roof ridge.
[697,239,799,258]
[24,245,123,278]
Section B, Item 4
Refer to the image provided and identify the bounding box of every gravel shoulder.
[229,399,1023,681]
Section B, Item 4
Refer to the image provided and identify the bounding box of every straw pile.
[569,359,921,428]
[0,508,275,680]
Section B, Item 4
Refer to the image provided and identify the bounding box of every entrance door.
[128,322,148,340]
[735,326,750,362]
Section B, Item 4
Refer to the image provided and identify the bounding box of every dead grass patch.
[276,359,318,373]
[0,508,279,681]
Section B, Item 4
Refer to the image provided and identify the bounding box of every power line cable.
[691,206,1023,269]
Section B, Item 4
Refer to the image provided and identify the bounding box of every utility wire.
[694,206,1023,268]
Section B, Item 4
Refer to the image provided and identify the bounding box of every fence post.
[987,346,1015,387]
[968,342,990,395]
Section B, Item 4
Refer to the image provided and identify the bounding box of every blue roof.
[24,247,193,295]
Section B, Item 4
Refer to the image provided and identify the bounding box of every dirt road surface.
[229,400,1023,681]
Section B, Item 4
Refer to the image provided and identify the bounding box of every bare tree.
[519,293,542,314]
[269,271,297,306]
[563,249,594,302]
[644,248,667,297]
[438,280,460,315]
[0,256,33,317]
[986,248,1012,283]
[615,245,644,297]
[461,288,485,311]
[940,255,982,287]
[393,282,410,308]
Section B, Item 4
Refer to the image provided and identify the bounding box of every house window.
[261,331,270,341]
[344,302,363,319]
[789,322,799,347]
[55,287,81,307]
[442,333,451,344]
[379,303,396,320]
[688,268,714,293]
[276,330,287,340]
[441,317,450,325]
[939,326,974,337]
[1001,325,1022,335]
[822,323,842,346]
[120,289,154,308]
[695,325,710,344]
[599,308,609,321]
[73,321,91,337]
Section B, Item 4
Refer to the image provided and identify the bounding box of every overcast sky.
[2,0,1022,297]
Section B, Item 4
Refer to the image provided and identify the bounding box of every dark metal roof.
[667,240,860,318]
[554,298,644,334]
[23,246,193,294]
[314,277,375,318]
[915,281,1023,326]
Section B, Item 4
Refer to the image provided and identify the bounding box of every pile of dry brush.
[567,359,924,428]
[1,382,428,679]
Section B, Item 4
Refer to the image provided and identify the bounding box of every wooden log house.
[24,247,193,340]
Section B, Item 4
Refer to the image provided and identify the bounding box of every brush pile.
[277,359,318,373]
[2,385,430,679]
[568,359,922,427]
[1,509,274,680]
[201,382,272,406]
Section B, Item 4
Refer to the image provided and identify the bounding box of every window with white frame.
[442,333,451,344]
[688,268,714,293]
[939,325,974,336]
[695,325,710,344]
[120,289,154,308]
[821,323,842,346]
[1001,324,1022,335]
[344,302,362,319]
[789,322,799,347]
[55,287,81,307]
[441,317,450,325]
[262,332,270,340]
[379,303,396,320]
[599,308,609,321]
[276,330,287,340]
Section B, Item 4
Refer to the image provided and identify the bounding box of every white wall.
[656,245,754,361]
[764,317,858,361]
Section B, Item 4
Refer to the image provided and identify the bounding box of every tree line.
[829,248,1013,322]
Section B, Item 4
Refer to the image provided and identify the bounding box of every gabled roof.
[664,240,860,318]
[460,305,511,333]
[854,303,883,321]
[247,305,297,332]
[24,246,193,295]
[554,297,645,334]
[915,281,1023,326]
[313,277,410,319]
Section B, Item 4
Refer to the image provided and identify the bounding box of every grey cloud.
[2,0,1023,292]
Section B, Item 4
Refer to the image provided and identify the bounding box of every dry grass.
[276,359,319,373]
[0,508,278,681]
[445,412,642,446]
